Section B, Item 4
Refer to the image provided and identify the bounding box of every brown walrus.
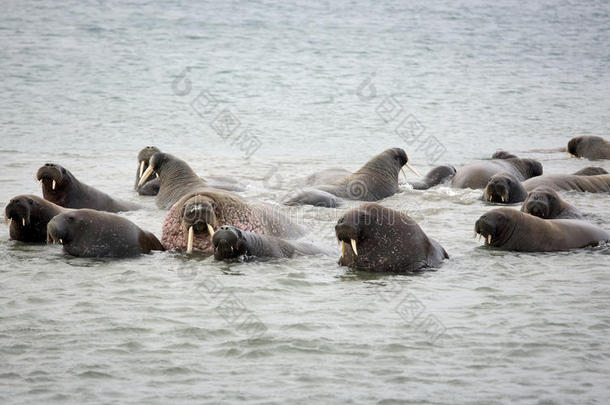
[483,169,610,204]
[5,195,68,243]
[211,225,328,261]
[474,208,609,251]
[47,209,164,258]
[451,154,542,189]
[334,203,448,272]
[36,163,139,212]
[567,136,610,160]
[283,148,420,207]
[135,146,161,196]
[162,190,305,254]
[520,187,583,220]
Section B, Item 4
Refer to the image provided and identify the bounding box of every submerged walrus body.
[47,209,164,258]
[567,136,610,160]
[334,203,448,272]
[451,156,542,189]
[36,163,139,212]
[520,187,583,220]
[474,208,609,252]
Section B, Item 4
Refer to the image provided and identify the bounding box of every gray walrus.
[36,163,139,212]
[135,148,245,197]
[474,208,609,251]
[520,187,583,220]
[5,195,68,243]
[483,169,610,204]
[572,167,608,176]
[137,152,245,209]
[47,209,164,257]
[407,165,456,190]
[162,190,305,254]
[283,148,420,208]
[335,203,448,272]
[567,136,610,160]
[450,154,542,189]
[212,225,327,261]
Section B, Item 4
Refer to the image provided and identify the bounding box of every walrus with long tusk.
[135,146,162,196]
[474,208,609,251]
[283,148,420,208]
[450,154,543,189]
[47,209,164,258]
[520,187,584,220]
[567,136,610,160]
[5,195,69,242]
[36,163,139,212]
[334,203,448,272]
[137,152,245,209]
[162,190,305,254]
[211,225,327,261]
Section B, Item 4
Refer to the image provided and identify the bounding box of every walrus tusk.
[207,223,215,238]
[9,218,12,227]
[405,162,421,177]
[501,195,505,203]
[138,166,155,187]
[139,161,145,179]
[487,235,491,244]
[52,179,56,190]
[22,218,25,226]
[401,167,408,181]
[568,153,574,158]
[341,241,345,258]
[478,234,482,241]
[351,239,358,256]
[59,238,63,244]
[186,226,194,254]
[38,179,42,186]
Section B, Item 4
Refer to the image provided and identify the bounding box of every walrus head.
[483,173,528,204]
[521,159,543,178]
[5,195,36,228]
[491,150,518,159]
[334,202,446,272]
[211,225,247,260]
[135,146,161,187]
[180,194,218,254]
[474,208,520,248]
[567,135,607,159]
[47,211,83,246]
[137,152,169,187]
[521,187,561,219]
[36,163,73,194]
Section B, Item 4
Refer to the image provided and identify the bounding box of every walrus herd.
[4,135,609,267]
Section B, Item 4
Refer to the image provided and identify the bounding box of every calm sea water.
[1,0,609,403]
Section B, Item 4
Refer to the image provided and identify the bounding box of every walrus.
[335,203,448,272]
[572,167,608,176]
[47,209,164,257]
[491,150,518,159]
[137,152,245,209]
[212,225,327,260]
[5,195,68,242]
[36,163,139,212]
[567,136,610,160]
[474,208,609,251]
[520,187,583,220]
[301,168,353,186]
[407,165,456,190]
[162,190,305,254]
[450,154,542,189]
[483,169,610,204]
[135,146,161,196]
[482,172,528,204]
[283,148,420,207]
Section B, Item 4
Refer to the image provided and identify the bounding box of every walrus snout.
[484,180,509,204]
[212,226,242,260]
[47,215,70,245]
[524,200,548,219]
[335,221,360,258]
[474,215,497,245]
[5,197,32,226]
[36,163,65,190]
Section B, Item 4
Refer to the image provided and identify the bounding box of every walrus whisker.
[186,226,194,254]
[405,162,421,177]
[139,161,145,179]
[351,239,358,256]
[138,166,155,187]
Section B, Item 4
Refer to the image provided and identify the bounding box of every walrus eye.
[66,215,75,223]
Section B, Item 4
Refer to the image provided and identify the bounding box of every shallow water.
[1,0,610,403]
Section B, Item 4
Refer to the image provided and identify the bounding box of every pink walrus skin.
[162,190,305,254]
